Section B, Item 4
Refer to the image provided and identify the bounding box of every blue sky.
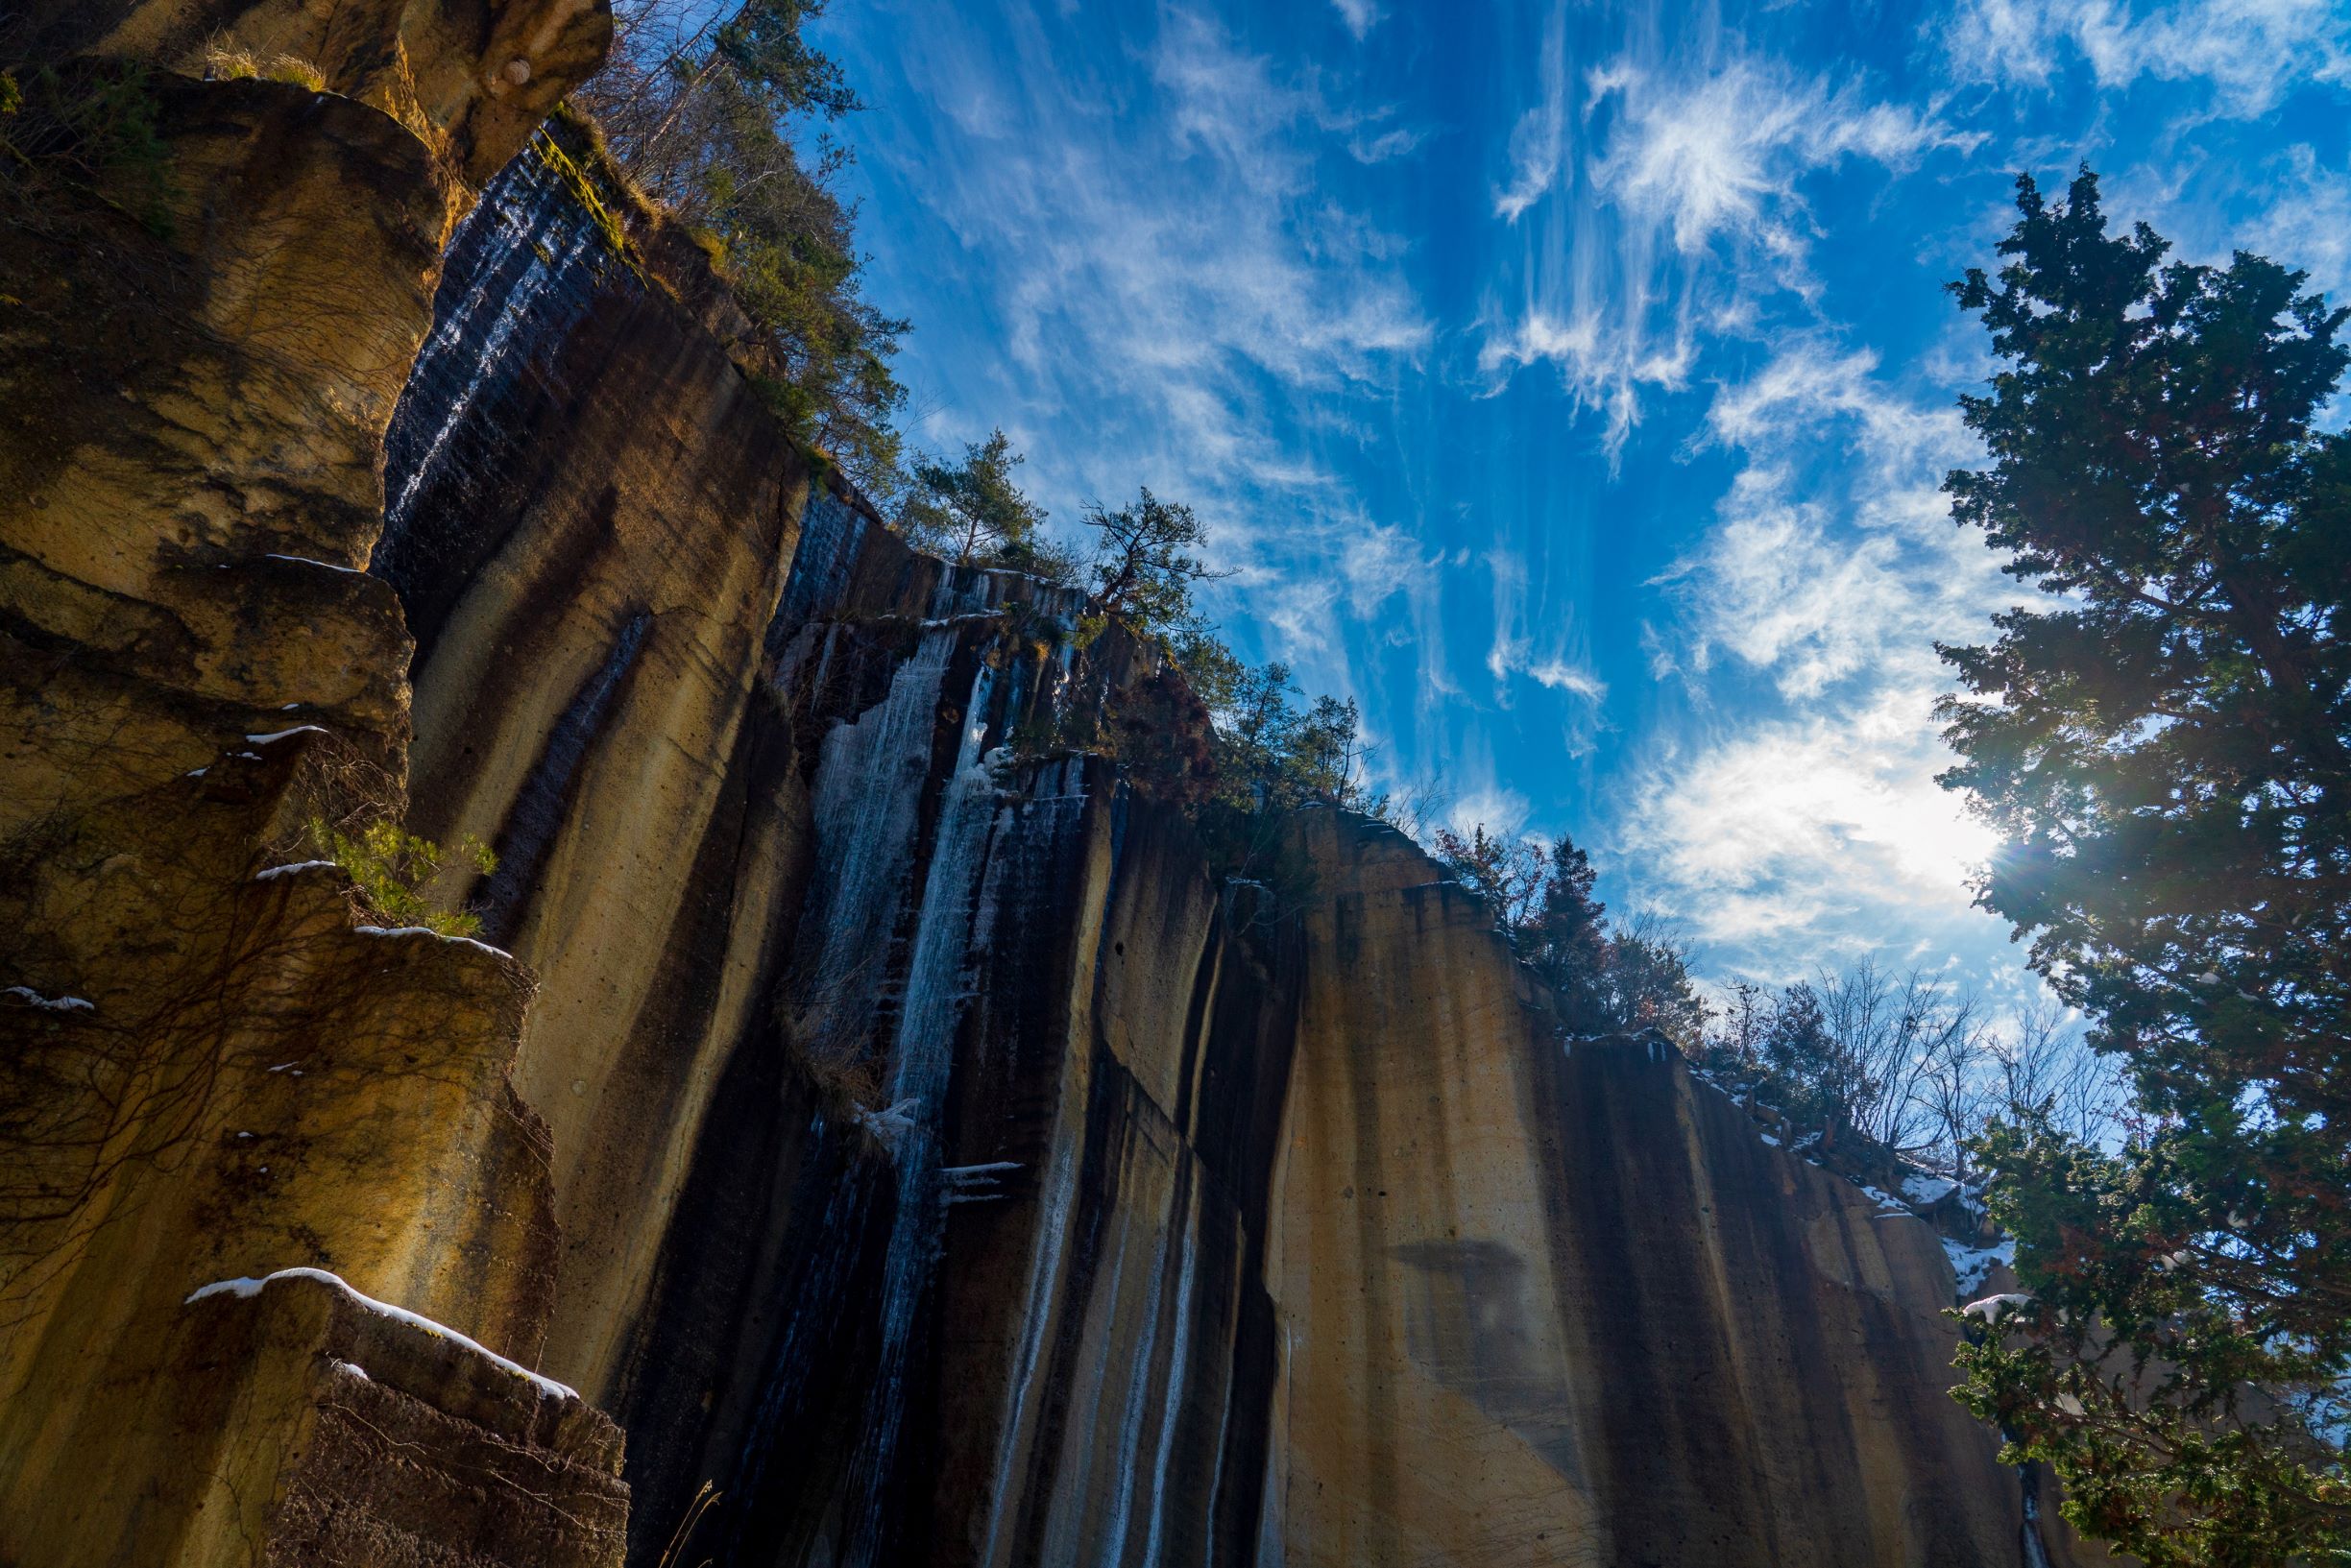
[809,0,2351,1000]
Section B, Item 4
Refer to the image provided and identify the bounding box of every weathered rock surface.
[370,127,811,1404]
[4,34,2124,1568]
[115,1268,625,1567]
[0,8,613,1564]
[13,0,610,183]
[1265,810,2047,1565]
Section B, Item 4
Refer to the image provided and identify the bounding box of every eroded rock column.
[0,3,615,1561]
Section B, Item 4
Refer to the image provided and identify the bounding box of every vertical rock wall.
[373,126,811,1400]
[1262,810,2061,1567]
[2,34,2119,1566]
[0,5,620,1563]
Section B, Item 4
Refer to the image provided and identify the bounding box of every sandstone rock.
[3,34,2131,1567]
[369,128,812,1400]
[17,0,611,184]
[0,9,615,1563]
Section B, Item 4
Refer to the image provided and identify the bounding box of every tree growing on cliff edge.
[1432,824,1705,1044]
[1079,488,1226,642]
[1938,168,2351,1567]
[900,428,1074,576]
[576,0,908,494]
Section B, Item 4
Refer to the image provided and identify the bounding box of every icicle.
[377,143,605,564]
[1139,1208,1201,1568]
[840,661,1003,1566]
[774,489,870,631]
[796,630,957,1054]
[939,1162,1023,1206]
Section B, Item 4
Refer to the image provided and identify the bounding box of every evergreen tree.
[1080,488,1223,640]
[1939,169,2351,1568]
[577,0,908,492]
[901,428,1066,574]
[1524,837,1614,1034]
[1757,980,1839,1128]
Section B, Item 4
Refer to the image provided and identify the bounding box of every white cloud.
[2244,148,2351,300]
[1495,1,1572,221]
[1483,52,1975,453]
[1650,341,2001,702]
[1596,61,1977,258]
[1449,784,1533,838]
[1618,342,2024,980]
[1331,0,1383,41]
[1660,477,1906,698]
[1482,547,1608,710]
[1614,697,2003,977]
[1942,0,2351,117]
[1528,659,1608,700]
[859,2,1430,649]
[1478,309,1695,456]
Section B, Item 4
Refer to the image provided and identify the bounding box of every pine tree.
[1524,837,1613,1034]
[901,428,1062,573]
[1939,168,2351,1568]
[1080,488,1223,641]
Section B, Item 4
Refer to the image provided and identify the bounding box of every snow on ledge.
[263,553,365,575]
[1962,1291,2034,1323]
[245,725,329,746]
[183,1266,575,1400]
[1901,1172,1960,1206]
[254,860,339,881]
[352,926,513,961]
[5,985,93,1012]
[1943,1236,2015,1294]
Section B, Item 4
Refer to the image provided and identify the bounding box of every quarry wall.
[0,10,2102,1563]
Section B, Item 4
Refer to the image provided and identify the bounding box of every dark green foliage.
[707,0,859,118]
[1158,631,1376,929]
[1105,665,1221,808]
[577,0,907,493]
[1705,979,1843,1127]
[1079,488,1224,645]
[1432,822,1709,1045]
[1171,639,1369,815]
[901,428,1074,576]
[0,61,175,237]
[1939,168,2351,1566]
[1529,838,1616,1034]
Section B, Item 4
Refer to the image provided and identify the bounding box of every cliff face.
[3,30,2105,1568]
[361,144,2095,1562]
[373,128,811,1398]
[0,8,622,1565]
[1264,822,2036,1565]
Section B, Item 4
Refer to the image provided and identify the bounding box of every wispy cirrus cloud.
[830,0,1432,721]
[1621,339,2016,977]
[1482,49,1975,453]
[1330,0,1383,42]
[1940,0,2351,118]
[1613,691,2003,977]
[1588,61,1978,257]
[862,5,1426,484]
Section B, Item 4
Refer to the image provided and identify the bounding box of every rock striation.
[2,23,2117,1568]
[0,4,620,1563]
